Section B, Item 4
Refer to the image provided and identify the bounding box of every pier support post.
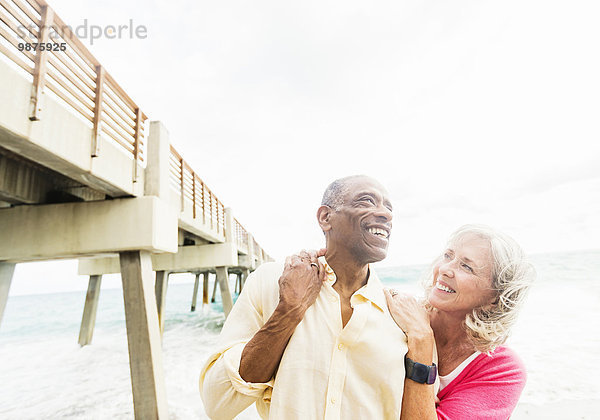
[0,263,16,328]
[119,251,168,420]
[191,273,200,312]
[211,273,218,303]
[235,272,242,294]
[202,272,209,305]
[216,266,233,317]
[78,275,102,346]
[155,271,168,335]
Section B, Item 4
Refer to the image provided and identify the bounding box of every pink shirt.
[436,346,526,420]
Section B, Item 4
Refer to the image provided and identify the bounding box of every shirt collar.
[319,256,386,312]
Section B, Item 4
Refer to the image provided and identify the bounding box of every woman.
[385,224,535,419]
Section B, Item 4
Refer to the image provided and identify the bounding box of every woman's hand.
[278,249,327,313]
[384,289,433,341]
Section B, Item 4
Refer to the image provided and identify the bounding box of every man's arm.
[240,252,325,382]
[200,251,325,418]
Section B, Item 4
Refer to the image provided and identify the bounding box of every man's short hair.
[321,175,368,210]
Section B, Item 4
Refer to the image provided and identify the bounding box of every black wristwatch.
[405,356,437,384]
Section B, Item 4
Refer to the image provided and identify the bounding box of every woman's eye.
[461,263,473,273]
[443,253,451,260]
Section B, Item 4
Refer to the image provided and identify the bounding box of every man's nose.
[374,204,393,222]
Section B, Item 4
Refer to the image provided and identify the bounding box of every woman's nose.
[438,260,455,277]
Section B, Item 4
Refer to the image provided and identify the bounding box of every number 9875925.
[18,42,66,52]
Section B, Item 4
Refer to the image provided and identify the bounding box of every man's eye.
[443,253,451,260]
[361,197,375,205]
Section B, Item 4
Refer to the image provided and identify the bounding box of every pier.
[0,0,271,417]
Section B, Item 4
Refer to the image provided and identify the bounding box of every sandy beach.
[512,400,600,419]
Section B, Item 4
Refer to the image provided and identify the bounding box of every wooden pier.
[0,0,271,417]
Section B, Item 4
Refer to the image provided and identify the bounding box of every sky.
[6,0,600,295]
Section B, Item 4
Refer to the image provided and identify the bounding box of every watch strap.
[405,355,437,385]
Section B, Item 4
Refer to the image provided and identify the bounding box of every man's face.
[327,178,393,264]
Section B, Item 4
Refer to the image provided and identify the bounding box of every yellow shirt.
[200,258,408,419]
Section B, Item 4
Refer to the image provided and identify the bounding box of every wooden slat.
[22,0,41,13]
[0,22,35,61]
[44,78,93,122]
[0,6,37,40]
[0,0,39,34]
[100,115,135,148]
[104,83,135,119]
[201,183,206,223]
[179,158,184,210]
[11,0,40,25]
[209,192,213,228]
[103,98,135,133]
[47,56,95,104]
[192,175,196,218]
[0,42,32,73]
[132,107,142,181]
[103,84,136,122]
[104,72,138,115]
[91,65,104,156]
[50,48,95,93]
[103,93,136,132]
[46,67,94,112]
[50,13,98,70]
[170,145,182,161]
[101,124,135,153]
[102,101,135,137]
[54,31,96,81]
[101,115,134,149]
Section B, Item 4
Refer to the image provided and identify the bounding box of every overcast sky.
[8,0,600,295]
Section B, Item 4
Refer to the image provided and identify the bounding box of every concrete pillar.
[247,233,256,270]
[225,207,234,242]
[0,263,16,328]
[202,272,209,305]
[144,121,170,200]
[78,275,102,346]
[191,273,200,312]
[216,266,233,317]
[154,271,168,335]
[211,274,218,303]
[119,251,168,420]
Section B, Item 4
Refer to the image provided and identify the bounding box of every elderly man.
[200,175,408,419]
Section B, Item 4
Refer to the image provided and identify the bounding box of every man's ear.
[317,205,333,233]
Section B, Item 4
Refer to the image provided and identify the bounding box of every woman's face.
[428,233,497,316]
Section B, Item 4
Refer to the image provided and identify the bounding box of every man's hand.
[278,249,327,313]
[239,248,326,383]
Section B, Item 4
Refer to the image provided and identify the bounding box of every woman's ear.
[317,205,333,233]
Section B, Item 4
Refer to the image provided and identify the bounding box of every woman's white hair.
[424,224,535,353]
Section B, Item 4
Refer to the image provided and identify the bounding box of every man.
[200,175,408,419]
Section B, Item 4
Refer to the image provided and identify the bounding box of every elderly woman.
[385,224,535,419]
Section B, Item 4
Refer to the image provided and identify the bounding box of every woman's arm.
[384,290,438,420]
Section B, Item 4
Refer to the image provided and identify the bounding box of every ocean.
[1,250,599,419]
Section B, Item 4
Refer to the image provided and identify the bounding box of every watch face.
[413,362,430,383]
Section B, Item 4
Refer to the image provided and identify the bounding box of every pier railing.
[0,0,147,175]
[1,0,272,261]
[233,218,249,251]
[168,145,226,236]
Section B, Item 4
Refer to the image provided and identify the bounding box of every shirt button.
[338,343,344,350]
[330,398,336,404]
